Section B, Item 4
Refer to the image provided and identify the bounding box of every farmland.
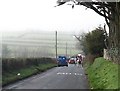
[2,30,81,58]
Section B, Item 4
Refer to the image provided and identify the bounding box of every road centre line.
[57,72,83,76]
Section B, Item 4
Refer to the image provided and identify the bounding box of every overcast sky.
[0,0,106,34]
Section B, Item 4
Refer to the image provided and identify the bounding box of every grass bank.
[85,57,119,89]
[2,63,57,86]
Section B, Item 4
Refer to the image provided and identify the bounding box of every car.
[68,58,76,64]
[57,56,68,67]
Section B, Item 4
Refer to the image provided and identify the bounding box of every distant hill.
[2,30,82,58]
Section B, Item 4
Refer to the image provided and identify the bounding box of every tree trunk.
[108,3,120,64]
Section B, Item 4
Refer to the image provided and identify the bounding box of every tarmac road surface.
[3,64,90,90]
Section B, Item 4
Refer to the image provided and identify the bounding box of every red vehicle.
[68,58,76,64]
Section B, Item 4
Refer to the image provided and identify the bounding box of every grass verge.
[85,57,119,89]
[2,63,57,86]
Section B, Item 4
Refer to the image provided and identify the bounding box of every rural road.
[3,64,90,90]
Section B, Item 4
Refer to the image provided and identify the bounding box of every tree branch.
[103,7,110,27]
[80,2,111,20]
[56,0,115,20]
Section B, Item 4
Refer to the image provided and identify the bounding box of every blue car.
[57,56,68,67]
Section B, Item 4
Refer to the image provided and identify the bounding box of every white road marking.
[80,74,83,76]
[57,72,60,74]
[57,72,83,76]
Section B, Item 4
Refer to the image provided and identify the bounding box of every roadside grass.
[53,48,79,56]
[85,57,119,89]
[2,63,57,86]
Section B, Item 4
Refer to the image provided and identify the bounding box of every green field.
[3,31,82,58]
[51,48,80,56]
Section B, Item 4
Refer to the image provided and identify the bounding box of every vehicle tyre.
[58,65,60,67]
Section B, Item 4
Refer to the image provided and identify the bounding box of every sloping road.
[3,64,89,89]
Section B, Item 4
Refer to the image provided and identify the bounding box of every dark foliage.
[2,58,56,73]
[81,27,106,56]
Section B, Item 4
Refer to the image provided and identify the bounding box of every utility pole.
[70,48,71,57]
[55,31,57,60]
[66,42,67,57]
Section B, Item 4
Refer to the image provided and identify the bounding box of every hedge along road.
[3,64,89,89]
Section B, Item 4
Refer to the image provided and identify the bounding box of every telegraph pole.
[66,42,67,57]
[55,31,57,60]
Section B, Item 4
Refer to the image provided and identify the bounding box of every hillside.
[2,30,81,58]
[86,57,119,89]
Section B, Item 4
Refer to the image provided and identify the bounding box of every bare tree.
[56,0,120,63]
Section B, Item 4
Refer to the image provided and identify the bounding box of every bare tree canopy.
[56,0,120,27]
[56,0,120,63]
